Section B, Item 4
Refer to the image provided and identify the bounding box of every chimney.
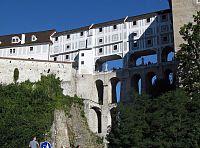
[21,34,25,44]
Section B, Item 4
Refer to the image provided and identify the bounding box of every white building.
[0,10,173,75]
[50,9,173,74]
[0,30,55,60]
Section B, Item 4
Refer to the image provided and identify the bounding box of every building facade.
[50,9,174,75]
[0,30,55,60]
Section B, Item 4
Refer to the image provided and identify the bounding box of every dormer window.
[31,35,37,42]
[12,36,20,43]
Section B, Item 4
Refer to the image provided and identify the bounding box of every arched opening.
[110,77,121,103]
[161,47,175,62]
[95,55,122,72]
[91,107,102,133]
[128,50,157,67]
[131,74,142,95]
[145,72,157,94]
[164,69,175,85]
[96,80,104,105]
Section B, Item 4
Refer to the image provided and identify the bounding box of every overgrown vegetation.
[0,74,82,147]
[107,90,200,147]
[177,11,200,95]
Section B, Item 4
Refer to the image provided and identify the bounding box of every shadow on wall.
[118,11,176,99]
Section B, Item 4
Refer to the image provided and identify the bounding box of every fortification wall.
[0,57,76,96]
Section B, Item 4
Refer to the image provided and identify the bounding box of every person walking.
[29,136,39,148]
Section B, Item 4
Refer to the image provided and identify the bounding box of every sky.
[0,0,170,35]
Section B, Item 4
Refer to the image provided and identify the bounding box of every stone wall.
[0,57,76,96]
[171,0,200,51]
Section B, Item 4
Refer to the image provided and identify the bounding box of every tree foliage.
[107,90,200,148]
[0,74,81,147]
[177,11,200,95]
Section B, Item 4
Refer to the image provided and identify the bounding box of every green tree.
[0,74,82,147]
[107,90,200,148]
[177,11,200,95]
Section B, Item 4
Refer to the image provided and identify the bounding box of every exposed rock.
[51,110,70,148]
[51,104,104,148]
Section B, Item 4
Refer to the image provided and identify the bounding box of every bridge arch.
[131,74,142,95]
[164,69,175,85]
[95,79,104,105]
[91,106,102,133]
[161,46,175,62]
[145,71,157,94]
[95,54,122,72]
[128,49,157,67]
[110,77,121,103]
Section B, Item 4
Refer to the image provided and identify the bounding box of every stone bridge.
[79,60,176,137]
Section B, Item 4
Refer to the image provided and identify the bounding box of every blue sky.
[1,0,169,35]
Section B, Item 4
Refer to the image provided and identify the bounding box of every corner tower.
[169,0,200,51]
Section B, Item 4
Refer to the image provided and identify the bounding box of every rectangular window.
[99,28,103,32]
[55,37,58,41]
[161,35,169,44]
[113,45,118,50]
[66,55,69,59]
[13,49,15,53]
[147,39,152,45]
[81,61,84,65]
[67,45,70,49]
[146,18,151,23]
[146,39,153,47]
[133,21,137,25]
[67,34,70,39]
[99,48,103,53]
[113,25,117,30]
[163,36,168,42]
[161,14,168,22]
[80,32,84,36]
[81,53,84,57]
[10,49,12,54]
[30,47,33,52]
[54,57,57,61]
[99,38,103,43]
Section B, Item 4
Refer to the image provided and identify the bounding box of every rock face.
[51,105,105,148]
[51,110,70,148]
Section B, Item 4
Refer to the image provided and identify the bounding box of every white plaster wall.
[0,44,50,60]
[50,12,173,75]
[0,58,76,96]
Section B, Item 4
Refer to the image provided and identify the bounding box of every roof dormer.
[12,36,20,43]
[31,35,37,42]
